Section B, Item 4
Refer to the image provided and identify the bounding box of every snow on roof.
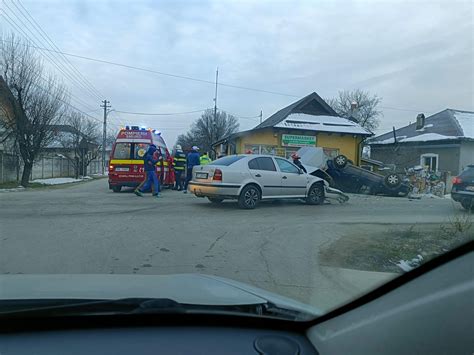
[274,113,371,135]
[402,133,458,142]
[371,133,459,144]
[453,111,474,138]
[46,132,76,149]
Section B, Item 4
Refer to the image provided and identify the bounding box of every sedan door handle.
[282,176,287,179]
[255,174,262,178]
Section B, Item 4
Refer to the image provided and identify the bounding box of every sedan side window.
[248,158,259,170]
[275,158,300,174]
[256,157,277,171]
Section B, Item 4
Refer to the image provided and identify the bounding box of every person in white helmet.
[172,144,186,191]
[184,146,200,193]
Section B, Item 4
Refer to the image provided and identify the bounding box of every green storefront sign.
[281,134,316,147]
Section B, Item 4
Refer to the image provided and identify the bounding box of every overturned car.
[297,147,410,197]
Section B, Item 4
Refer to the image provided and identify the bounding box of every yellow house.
[213,92,372,165]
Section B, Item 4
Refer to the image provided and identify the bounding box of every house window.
[244,144,277,155]
[420,153,438,172]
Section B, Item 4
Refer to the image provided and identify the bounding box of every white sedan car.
[188,154,329,209]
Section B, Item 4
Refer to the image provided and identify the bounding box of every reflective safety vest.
[173,151,186,171]
[200,155,211,165]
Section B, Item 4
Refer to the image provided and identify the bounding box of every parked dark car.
[325,155,410,197]
[451,165,474,210]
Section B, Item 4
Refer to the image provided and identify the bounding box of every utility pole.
[100,99,111,175]
[259,110,263,124]
[213,67,218,123]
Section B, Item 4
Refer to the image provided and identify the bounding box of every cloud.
[5,0,473,144]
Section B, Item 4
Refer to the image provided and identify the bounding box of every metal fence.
[0,152,106,183]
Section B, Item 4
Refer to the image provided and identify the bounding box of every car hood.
[0,274,321,316]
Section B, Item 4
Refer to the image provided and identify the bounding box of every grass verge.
[319,215,473,273]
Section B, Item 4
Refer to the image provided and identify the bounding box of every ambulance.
[108,126,175,192]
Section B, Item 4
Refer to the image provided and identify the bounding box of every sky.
[1,0,473,146]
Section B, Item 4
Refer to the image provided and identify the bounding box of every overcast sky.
[2,0,473,145]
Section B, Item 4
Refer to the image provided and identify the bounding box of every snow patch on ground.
[396,254,424,272]
[31,178,85,185]
[0,186,25,193]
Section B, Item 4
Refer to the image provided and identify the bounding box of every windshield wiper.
[0,298,312,321]
[0,298,185,318]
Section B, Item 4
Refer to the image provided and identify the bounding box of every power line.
[1,5,102,102]
[14,0,104,99]
[2,2,102,101]
[114,109,207,116]
[0,39,300,98]
[220,109,261,121]
[379,105,433,113]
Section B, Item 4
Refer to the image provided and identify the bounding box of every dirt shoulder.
[0,176,106,191]
[319,218,473,273]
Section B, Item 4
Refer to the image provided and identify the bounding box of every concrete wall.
[0,152,104,183]
[370,143,461,174]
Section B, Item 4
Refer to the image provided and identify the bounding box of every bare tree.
[0,34,68,186]
[327,89,382,132]
[57,111,101,178]
[176,109,239,157]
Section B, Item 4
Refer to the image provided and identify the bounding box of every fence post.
[51,157,54,178]
[41,157,44,179]
[0,152,3,184]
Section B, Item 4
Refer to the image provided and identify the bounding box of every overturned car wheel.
[333,155,348,169]
[384,173,401,188]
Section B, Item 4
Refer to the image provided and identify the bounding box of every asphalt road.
[0,178,465,312]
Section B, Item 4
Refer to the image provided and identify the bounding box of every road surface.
[0,178,464,312]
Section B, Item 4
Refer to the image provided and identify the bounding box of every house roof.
[255,92,339,129]
[368,109,474,145]
[45,124,98,149]
[274,113,371,135]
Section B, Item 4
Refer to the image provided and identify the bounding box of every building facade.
[368,109,474,175]
[213,92,372,164]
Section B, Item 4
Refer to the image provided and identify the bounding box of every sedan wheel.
[306,183,325,205]
[112,186,122,193]
[238,185,260,209]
